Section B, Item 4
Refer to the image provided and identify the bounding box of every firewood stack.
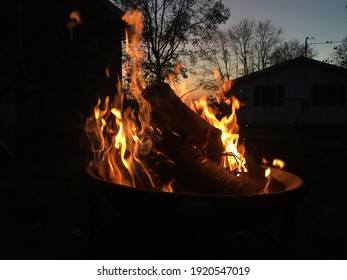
[142,83,284,195]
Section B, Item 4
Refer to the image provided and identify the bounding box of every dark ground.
[0,124,347,260]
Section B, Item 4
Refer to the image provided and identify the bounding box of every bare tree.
[227,19,255,75]
[253,19,283,70]
[199,18,284,84]
[331,37,347,68]
[112,0,230,84]
[270,39,316,65]
[198,29,235,89]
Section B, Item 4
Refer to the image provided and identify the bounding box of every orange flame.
[263,167,271,194]
[273,158,285,169]
[263,157,286,170]
[262,158,285,193]
[66,10,82,40]
[162,179,175,193]
[184,75,246,172]
[85,9,155,188]
[167,66,245,172]
[123,8,146,96]
[167,62,188,99]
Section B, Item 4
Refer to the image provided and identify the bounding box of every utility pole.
[304,37,308,57]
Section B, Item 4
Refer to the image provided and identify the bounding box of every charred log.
[142,83,224,162]
[155,132,264,195]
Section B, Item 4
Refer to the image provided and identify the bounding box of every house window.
[311,84,345,106]
[253,85,285,106]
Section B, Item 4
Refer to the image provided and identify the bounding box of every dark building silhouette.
[1,0,125,156]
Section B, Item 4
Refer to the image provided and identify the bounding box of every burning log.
[142,83,283,194]
[155,132,264,195]
[142,83,224,162]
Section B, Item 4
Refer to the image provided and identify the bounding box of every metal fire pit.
[85,164,304,244]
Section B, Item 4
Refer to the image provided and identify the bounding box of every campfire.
[84,9,288,196]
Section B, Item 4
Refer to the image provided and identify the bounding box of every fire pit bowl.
[85,164,305,233]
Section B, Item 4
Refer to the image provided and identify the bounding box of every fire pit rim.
[85,163,304,199]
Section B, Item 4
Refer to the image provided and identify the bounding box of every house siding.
[232,58,347,125]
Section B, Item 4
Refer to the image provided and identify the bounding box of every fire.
[273,158,285,169]
[168,62,188,97]
[66,10,82,40]
[262,158,286,193]
[85,9,155,188]
[263,167,271,194]
[166,65,246,172]
[183,72,246,172]
[162,179,175,193]
[262,157,285,170]
[123,8,146,96]
[84,8,284,194]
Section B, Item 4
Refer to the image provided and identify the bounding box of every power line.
[310,40,344,45]
[305,37,343,57]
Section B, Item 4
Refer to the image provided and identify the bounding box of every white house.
[231,57,347,125]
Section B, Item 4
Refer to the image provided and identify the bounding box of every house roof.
[100,0,125,19]
[233,56,347,83]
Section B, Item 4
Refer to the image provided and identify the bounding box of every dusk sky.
[222,0,347,60]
